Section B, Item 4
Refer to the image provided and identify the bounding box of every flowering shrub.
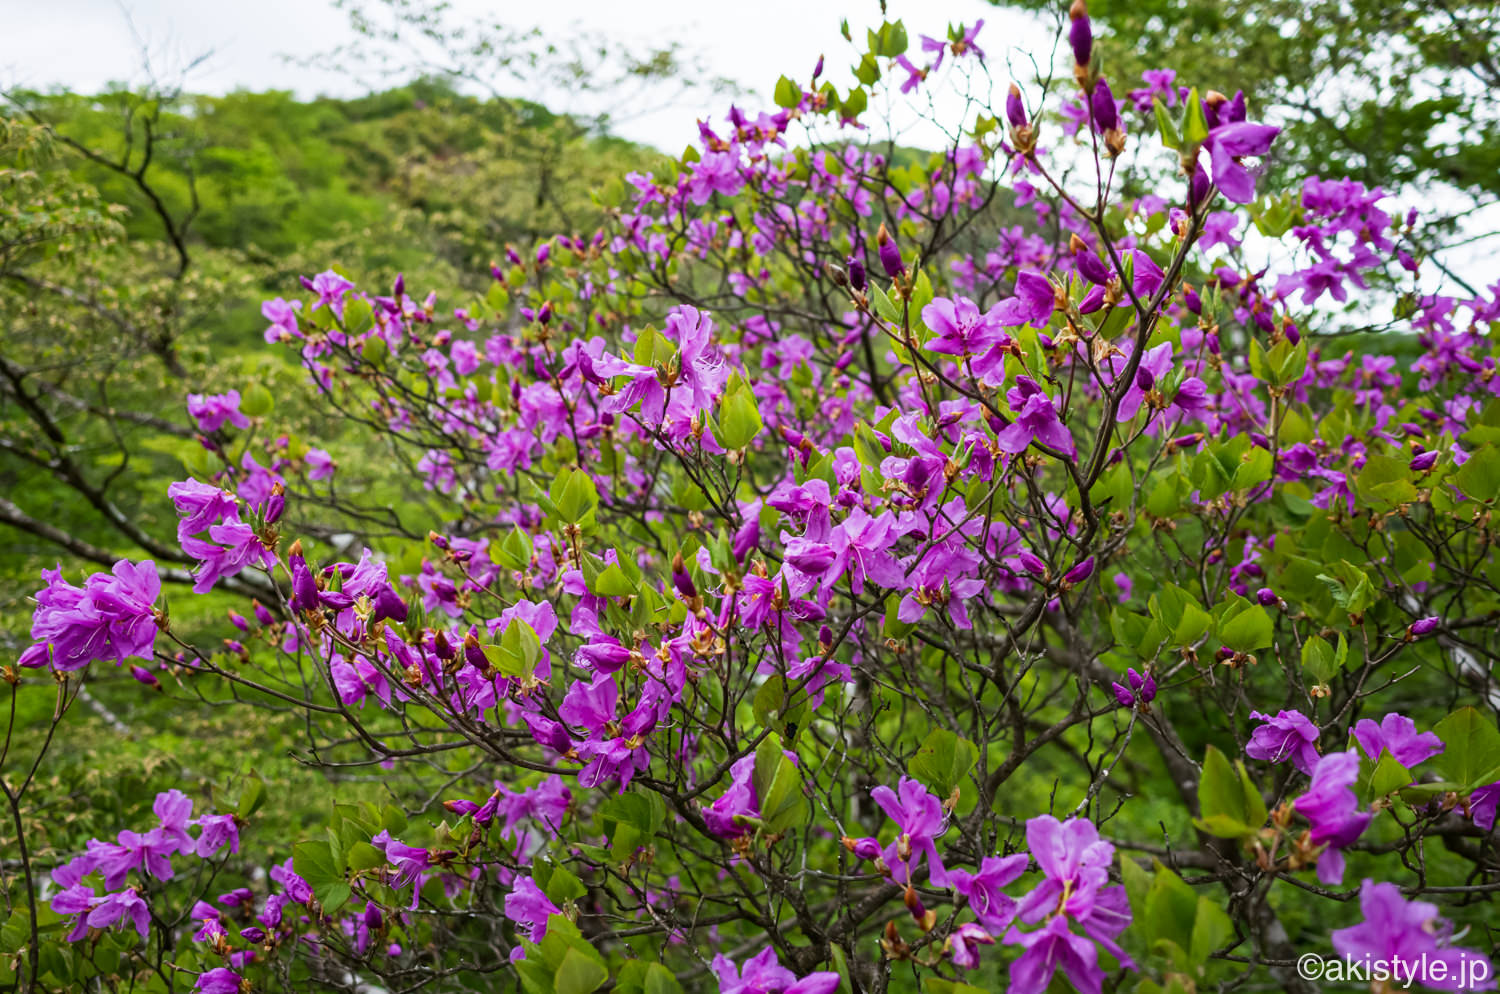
[7,5,1500,993]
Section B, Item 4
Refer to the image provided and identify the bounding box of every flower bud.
[672,552,697,598]
[1090,79,1118,132]
[876,223,904,279]
[130,665,161,690]
[1135,367,1155,392]
[1063,556,1095,585]
[1127,668,1145,692]
[1409,449,1438,472]
[371,584,409,625]
[1255,587,1279,607]
[1006,83,1027,129]
[228,609,249,632]
[1111,682,1135,708]
[1407,616,1440,638]
[538,301,553,326]
[578,639,632,674]
[1018,550,1047,577]
[289,554,319,613]
[264,483,285,525]
[1183,287,1202,315]
[846,253,868,291]
[1068,0,1093,67]
[1139,673,1157,703]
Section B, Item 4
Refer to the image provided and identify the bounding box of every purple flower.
[1331,880,1496,992]
[1294,750,1372,884]
[711,948,840,994]
[503,876,560,942]
[1202,122,1281,204]
[1245,709,1321,774]
[997,377,1074,457]
[20,560,160,672]
[1007,915,1106,994]
[870,777,950,886]
[1351,713,1444,768]
[195,968,242,994]
[372,830,431,909]
[1468,782,1500,830]
[154,789,194,854]
[186,391,250,433]
[195,813,240,857]
[303,270,355,319]
[86,888,151,940]
[993,270,1055,328]
[305,448,335,480]
[1017,816,1113,925]
[947,922,995,970]
[921,296,1008,357]
[704,754,760,838]
[949,853,1028,932]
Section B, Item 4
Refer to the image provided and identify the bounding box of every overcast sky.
[4,0,1057,151]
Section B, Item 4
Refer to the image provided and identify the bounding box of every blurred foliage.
[0,77,660,877]
[991,0,1500,237]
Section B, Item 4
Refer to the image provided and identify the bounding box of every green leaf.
[773,76,801,109]
[854,53,880,85]
[1367,750,1414,799]
[554,948,608,994]
[1301,635,1337,684]
[1454,445,1500,504]
[1182,87,1209,146]
[839,87,868,119]
[753,733,809,834]
[1189,896,1234,970]
[237,774,266,818]
[1217,599,1274,652]
[908,728,979,796]
[872,20,909,56]
[643,963,684,994]
[1434,707,1500,788]
[593,563,637,597]
[551,468,599,525]
[1154,97,1182,150]
[1194,744,1266,837]
[716,387,763,450]
[240,383,274,419]
[869,282,901,323]
[1148,585,1211,646]
[923,980,987,994]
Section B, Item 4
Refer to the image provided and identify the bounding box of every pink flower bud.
[1068,0,1093,66]
[1063,556,1095,584]
[1407,617,1440,638]
[876,223,904,279]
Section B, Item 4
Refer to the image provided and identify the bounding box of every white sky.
[2,0,1057,152]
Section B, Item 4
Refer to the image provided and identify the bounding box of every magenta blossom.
[1202,121,1281,204]
[869,777,950,886]
[1351,713,1444,769]
[711,948,840,994]
[1294,750,1372,884]
[1332,880,1496,991]
[1245,709,1321,774]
